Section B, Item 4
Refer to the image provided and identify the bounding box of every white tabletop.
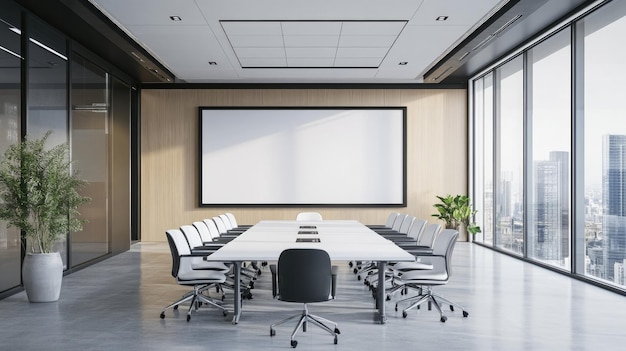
[206,220,415,262]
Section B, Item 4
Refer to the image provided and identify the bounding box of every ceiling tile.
[283,36,340,48]
[287,58,335,67]
[228,35,284,47]
[334,58,383,67]
[234,47,285,58]
[338,35,397,48]
[238,57,287,67]
[285,47,336,58]
[281,21,342,36]
[336,47,389,58]
[340,21,407,36]
[221,21,283,35]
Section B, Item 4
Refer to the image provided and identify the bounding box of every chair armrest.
[331,265,338,299]
[270,264,278,298]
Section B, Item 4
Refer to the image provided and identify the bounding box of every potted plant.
[0,131,90,302]
[432,194,481,241]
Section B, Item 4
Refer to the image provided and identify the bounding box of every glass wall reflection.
[0,6,22,294]
[26,16,69,267]
[70,53,109,266]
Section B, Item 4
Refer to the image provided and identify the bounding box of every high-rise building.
[602,135,626,280]
[532,160,561,261]
[550,151,570,261]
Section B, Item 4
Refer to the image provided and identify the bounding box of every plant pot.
[22,252,63,302]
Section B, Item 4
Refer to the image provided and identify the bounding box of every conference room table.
[205,220,415,324]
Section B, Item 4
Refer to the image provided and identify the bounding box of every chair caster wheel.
[270,328,275,336]
[334,327,341,334]
[395,305,398,311]
[173,305,178,310]
[402,311,408,318]
[357,275,361,281]
[386,295,391,301]
[221,295,226,301]
[440,316,447,323]
[334,335,338,344]
[463,311,469,317]
[349,262,353,268]
[159,312,165,319]
[291,340,298,348]
[353,268,358,274]
[450,305,454,311]
[223,310,228,317]
[186,315,191,322]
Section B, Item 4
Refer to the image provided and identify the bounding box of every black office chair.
[270,248,340,348]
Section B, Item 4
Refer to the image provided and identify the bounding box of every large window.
[471,0,626,291]
[527,29,572,269]
[495,56,524,254]
[579,0,626,286]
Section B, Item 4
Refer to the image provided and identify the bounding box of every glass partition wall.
[471,0,626,292]
[0,6,22,295]
[0,2,133,298]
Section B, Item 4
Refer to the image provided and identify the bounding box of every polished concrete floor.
[1,241,625,351]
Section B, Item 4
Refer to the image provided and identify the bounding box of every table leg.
[375,261,387,324]
[232,261,242,324]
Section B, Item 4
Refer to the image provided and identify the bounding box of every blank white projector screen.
[199,107,406,206]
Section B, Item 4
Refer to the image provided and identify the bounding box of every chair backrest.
[296,212,323,221]
[398,215,415,234]
[431,229,459,278]
[193,221,213,243]
[224,212,239,227]
[406,219,427,241]
[391,214,408,231]
[416,223,441,247]
[219,214,234,230]
[203,219,222,239]
[385,212,401,228]
[180,224,203,249]
[277,248,332,303]
[165,229,189,278]
[212,216,229,234]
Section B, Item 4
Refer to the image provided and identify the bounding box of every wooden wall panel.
[140,88,468,241]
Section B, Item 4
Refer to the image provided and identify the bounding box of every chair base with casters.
[160,283,228,322]
[270,248,338,348]
[395,285,469,322]
[270,303,340,348]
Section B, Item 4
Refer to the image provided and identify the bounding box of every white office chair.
[296,212,323,221]
[393,229,469,322]
[160,229,228,322]
[366,212,401,229]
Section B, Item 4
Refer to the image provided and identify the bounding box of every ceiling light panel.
[222,20,406,68]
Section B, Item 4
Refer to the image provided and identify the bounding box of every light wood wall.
[140,88,468,241]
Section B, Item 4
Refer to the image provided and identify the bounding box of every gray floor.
[1,242,625,351]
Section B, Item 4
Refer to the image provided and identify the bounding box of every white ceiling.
[88,0,505,84]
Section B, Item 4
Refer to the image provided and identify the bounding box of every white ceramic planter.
[22,252,63,302]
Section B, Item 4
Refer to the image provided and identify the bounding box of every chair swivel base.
[270,304,340,348]
[160,284,228,322]
[395,286,469,323]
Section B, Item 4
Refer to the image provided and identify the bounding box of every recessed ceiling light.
[398,62,408,66]
[208,61,217,66]
[436,16,448,21]
[170,16,182,21]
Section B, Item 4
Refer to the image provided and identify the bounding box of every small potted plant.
[432,194,481,241]
[0,131,90,302]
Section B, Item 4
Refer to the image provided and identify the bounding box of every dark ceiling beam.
[429,0,596,84]
[14,0,174,83]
